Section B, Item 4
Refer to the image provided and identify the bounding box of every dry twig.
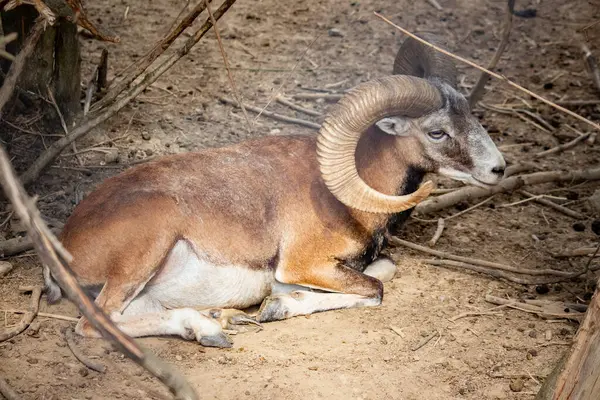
[4,309,79,322]
[204,0,252,133]
[534,133,591,158]
[518,190,584,219]
[0,286,41,342]
[391,237,587,278]
[65,327,107,373]
[0,261,12,277]
[411,330,440,351]
[220,96,320,130]
[374,13,600,133]
[276,96,323,117]
[468,0,514,107]
[581,42,600,94]
[485,295,584,320]
[428,218,445,246]
[414,167,600,215]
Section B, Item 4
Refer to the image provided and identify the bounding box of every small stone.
[308,366,318,371]
[510,378,524,392]
[545,330,552,341]
[458,387,467,395]
[141,131,151,140]
[269,128,281,135]
[27,358,38,364]
[383,355,391,362]
[529,330,537,338]
[527,348,538,357]
[588,190,600,214]
[535,284,549,294]
[380,336,388,345]
[79,367,89,377]
[412,355,420,362]
[175,355,183,361]
[104,149,119,164]
[328,28,344,37]
[572,222,586,232]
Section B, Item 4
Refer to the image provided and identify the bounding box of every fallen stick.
[65,327,107,373]
[534,133,591,158]
[518,190,584,219]
[276,96,323,117]
[554,246,600,258]
[428,218,445,246]
[374,13,600,133]
[219,97,320,130]
[0,229,60,257]
[449,310,505,322]
[4,309,79,322]
[582,42,600,94]
[485,295,584,320]
[426,0,443,10]
[205,0,252,133]
[0,18,44,116]
[0,146,198,398]
[555,99,600,106]
[20,0,238,186]
[0,286,42,342]
[414,167,600,215]
[411,330,440,351]
[0,377,19,400]
[423,259,563,284]
[391,237,578,277]
[468,0,514,107]
[291,93,343,101]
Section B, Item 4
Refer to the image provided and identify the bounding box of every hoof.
[199,332,233,348]
[257,296,290,323]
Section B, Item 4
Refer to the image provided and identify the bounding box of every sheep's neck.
[352,126,426,230]
[355,126,424,198]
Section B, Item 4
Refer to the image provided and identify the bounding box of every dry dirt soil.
[1,0,600,399]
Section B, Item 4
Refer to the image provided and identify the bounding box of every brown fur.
[58,128,418,318]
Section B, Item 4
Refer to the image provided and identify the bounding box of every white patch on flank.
[123,239,275,315]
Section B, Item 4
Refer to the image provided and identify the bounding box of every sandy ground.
[1,0,600,399]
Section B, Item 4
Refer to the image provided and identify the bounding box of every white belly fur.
[127,239,276,312]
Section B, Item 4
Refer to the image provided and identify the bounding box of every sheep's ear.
[376,117,411,136]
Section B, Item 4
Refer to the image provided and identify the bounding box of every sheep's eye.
[427,130,448,141]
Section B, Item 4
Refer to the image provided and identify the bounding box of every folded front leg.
[257,259,383,323]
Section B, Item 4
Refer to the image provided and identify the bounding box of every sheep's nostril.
[491,166,505,176]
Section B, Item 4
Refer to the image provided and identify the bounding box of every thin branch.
[0,146,198,399]
[219,96,320,130]
[275,96,323,117]
[0,286,41,342]
[534,133,591,158]
[0,19,44,116]
[292,93,343,101]
[4,309,79,322]
[373,12,600,133]
[468,0,514,107]
[428,218,445,246]
[204,0,252,133]
[518,190,584,219]
[391,237,580,277]
[65,327,107,373]
[20,0,238,186]
[414,167,600,215]
[485,295,584,320]
[581,42,600,94]
[423,259,570,285]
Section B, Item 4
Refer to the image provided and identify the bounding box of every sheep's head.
[316,33,505,214]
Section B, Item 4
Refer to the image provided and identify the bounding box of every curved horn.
[316,75,442,214]
[393,32,458,88]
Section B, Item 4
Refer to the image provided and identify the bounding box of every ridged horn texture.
[316,75,442,214]
[393,32,458,88]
